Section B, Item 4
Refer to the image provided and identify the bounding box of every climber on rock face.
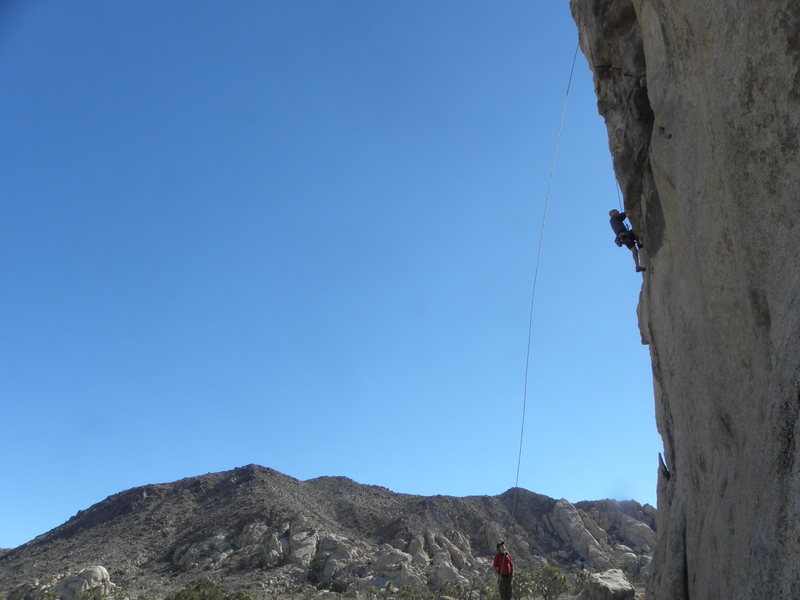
[609,209,646,273]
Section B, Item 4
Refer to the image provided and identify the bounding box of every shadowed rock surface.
[571,1,800,598]
[0,465,653,598]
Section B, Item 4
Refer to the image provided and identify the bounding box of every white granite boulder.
[289,519,319,567]
[547,500,614,570]
[54,567,115,600]
[577,569,635,600]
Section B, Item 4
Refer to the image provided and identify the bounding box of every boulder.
[577,569,635,600]
[423,532,441,556]
[580,513,608,546]
[434,534,469,570]
[53,567,115,600]
[264,533,286,566]
[547,500,613,570]
[448,531,473,555]
[172,534,231,570]
[374,544,413,575]
[407,535,429,566]
[614,516,655,552]
[8,567,119,600]
[315,534,353,583]
[426,562,467,589]
[611,545,640,577]
[367,544,424,588]
[234,521,269,548]
[289,520,318,567]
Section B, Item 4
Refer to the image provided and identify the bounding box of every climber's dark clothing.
[615,230,638,250]
[609,212,629,235]
[609,209,645,272]
[610,211,640,249]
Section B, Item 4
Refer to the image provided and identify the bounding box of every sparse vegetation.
[510,569,535,600]
[0,472,652,600]
[42,590,60,600]
[529,565,569,600]
[395,584,433,600]
[569,570,591,596]
[0,564,630,600]
[165,581,254,600]
[53,571,614,600]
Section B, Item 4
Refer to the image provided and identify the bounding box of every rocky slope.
[571,1,800,598]
[0,465,654,598]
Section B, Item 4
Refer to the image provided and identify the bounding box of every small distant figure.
[609,209,646,272]
[493,541,514,600]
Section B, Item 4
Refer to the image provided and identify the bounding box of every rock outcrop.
[0,465,654,598]
[9,566,116,600]
[577,568,635,600]
[571,1,800,598]
[546,500,614,571]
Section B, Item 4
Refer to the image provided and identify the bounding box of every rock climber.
[609,209,646,272]
[493,541,514,600]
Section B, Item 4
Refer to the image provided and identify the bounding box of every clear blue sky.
[0,1,661,549]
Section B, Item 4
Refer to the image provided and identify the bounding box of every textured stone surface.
[54,567,116,600]
[546,500,613,571]
[9,566,115,600]
[0,465,654,598]
[571,1,800,598]
[577,568,635,600]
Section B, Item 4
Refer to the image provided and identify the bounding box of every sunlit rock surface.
[571,1,800,598]
[0,466,654,598]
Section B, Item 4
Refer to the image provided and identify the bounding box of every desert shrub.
[476,575,498,600]
[364,585,378,600]
[510,570,534,600]
[165,581,254,600]
[330,579,350,595]
[365,586,378,600]
[439,581,468,600]
[530,566,568,600]
[397,585,432,600]
[301,587,317,600]
[570,570,591,595]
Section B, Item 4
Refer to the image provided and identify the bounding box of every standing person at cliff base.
[493,541,514,600]
[609,209,646,273]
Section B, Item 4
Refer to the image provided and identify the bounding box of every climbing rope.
[615,180,624,211]
[506,41,581,527]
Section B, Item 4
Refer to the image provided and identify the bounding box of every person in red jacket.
[492,541,513,600]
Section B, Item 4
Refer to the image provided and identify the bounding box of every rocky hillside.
[571,1,800,599]
[0,465,654,598]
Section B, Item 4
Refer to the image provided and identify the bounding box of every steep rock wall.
[571,1,800,599]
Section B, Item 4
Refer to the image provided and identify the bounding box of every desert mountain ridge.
[1,464,655,598]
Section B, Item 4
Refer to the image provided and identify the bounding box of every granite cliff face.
[0,465,654,599]
[571,1,800,598]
